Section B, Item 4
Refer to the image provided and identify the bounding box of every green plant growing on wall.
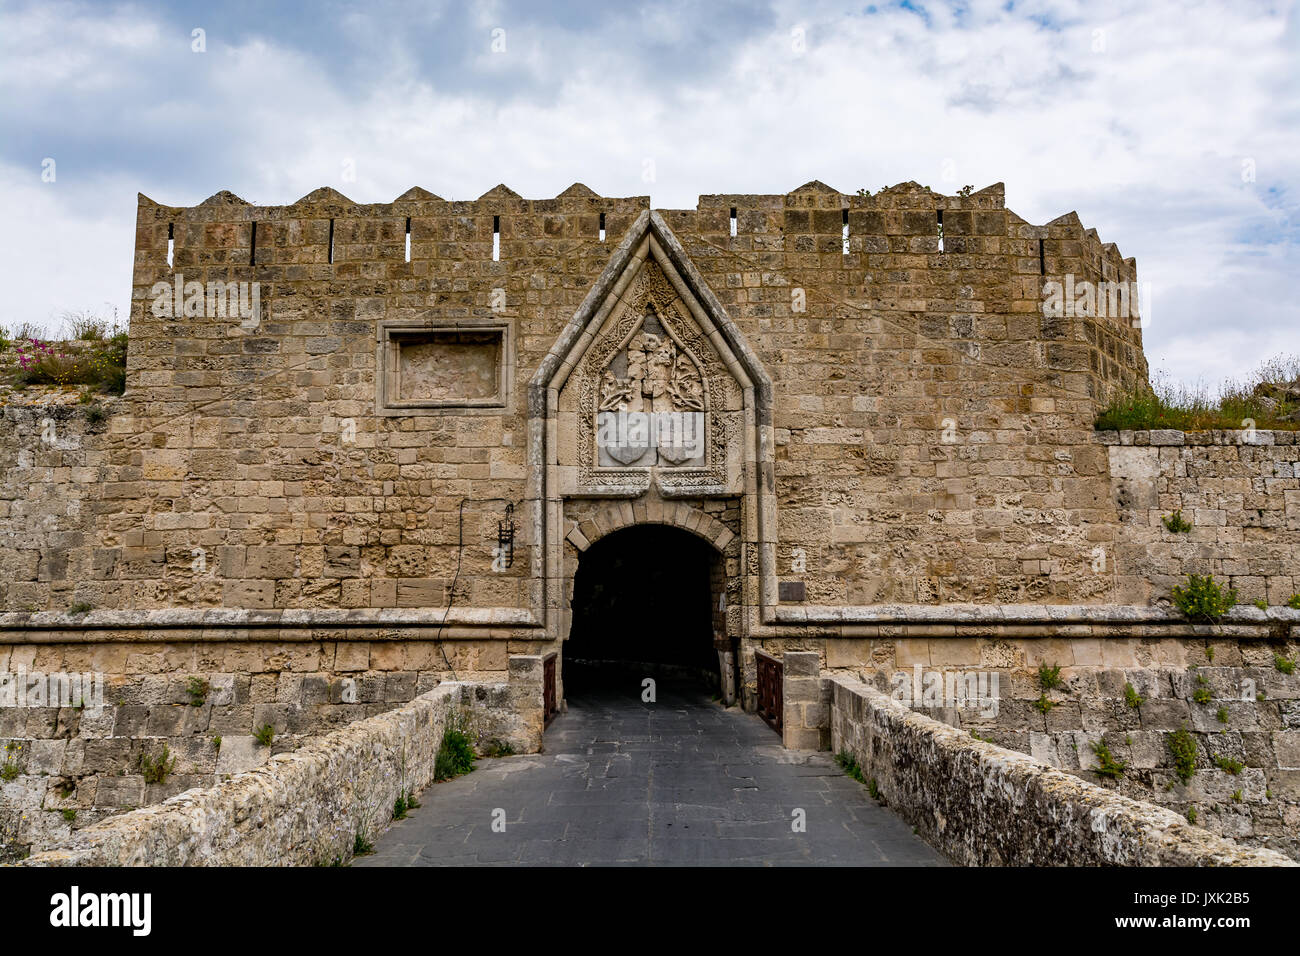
[13,321,128,395]
[481,739,516,758]
[1231,789,1243,803]
[393,793,409,820]
[1162,510,1193,533]
[1192,674,1213,705]
[1168,727,1199,783]
[1171,574,1237,623]
[139,745,175,785]
[1033,664,1065,716]
[253,724,275,747]
[212,736,222,753]
[1124,682,1144,708]
[67,602,93,615]
[433,712,476,782]
[61,808,77,822]
[1090,740,1127,780]
[1186,806,1198,824]
[1094,360,1300,432]
[1,742,22,781]
[186,677,209,707]
[1204,644,1215,662]
[1037,663,1065,692]
[1215,756,1244,775]
[836,750,867,783]
[1288,594,1300,610]
[1275,655,1295,675]
[352,832,373,856]
[1254,599,1269,611]
[1215,706,1228,724]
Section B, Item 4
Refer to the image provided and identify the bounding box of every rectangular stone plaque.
[376,320,511,413]
[778,580,806,602]
[397,331,499,402]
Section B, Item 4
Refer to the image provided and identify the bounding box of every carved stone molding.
[564,257,742,494]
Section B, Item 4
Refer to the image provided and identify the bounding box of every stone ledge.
[0,606,541,633]
[15,684,462,867]
[1096,429,1298,447]
[4,604,1292,643]
[830,676,1296,867]
[771,603,1299,627]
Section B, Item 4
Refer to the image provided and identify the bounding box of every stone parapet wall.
[773,633,1300,860]
[0,634,544,860]
[829,675,1296,866]
[17,685,460,866]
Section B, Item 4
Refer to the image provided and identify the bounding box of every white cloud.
[0,163,138,335]
[3,0,1296,387]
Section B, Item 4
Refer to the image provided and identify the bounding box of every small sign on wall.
[778,580,806,602]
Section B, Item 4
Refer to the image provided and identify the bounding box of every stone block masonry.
[829,676,1295,866]
[1101,429,1300,605]
[0,180,1158,626]
[4,181,1297,718]
[782,650,830,750]
[18,684,460,866]
[775,628,1300,861]
[3,177,1299,865]
[0,627,545,860]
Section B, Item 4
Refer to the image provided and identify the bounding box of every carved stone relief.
[565,257,742,494]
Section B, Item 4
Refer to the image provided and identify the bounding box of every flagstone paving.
[357,682,947,866]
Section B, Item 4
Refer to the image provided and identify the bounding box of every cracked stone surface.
[357,682,947,866]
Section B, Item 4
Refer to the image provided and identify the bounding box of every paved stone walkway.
[357,682,947,866]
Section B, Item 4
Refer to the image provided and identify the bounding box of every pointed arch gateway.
[527,211,775,705]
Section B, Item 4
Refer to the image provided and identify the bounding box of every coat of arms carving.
[560,252,745,495]
[595,310,706,467]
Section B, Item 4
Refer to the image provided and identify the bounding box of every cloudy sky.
[2,0,1296,391]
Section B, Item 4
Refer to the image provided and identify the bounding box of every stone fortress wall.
[1,179,1155,619]
[2,180,1298,862]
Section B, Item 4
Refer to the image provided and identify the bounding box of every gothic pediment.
[531,211,769,498]
[576,256,739,488]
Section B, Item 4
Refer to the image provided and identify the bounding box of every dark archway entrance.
[564,525,723,696]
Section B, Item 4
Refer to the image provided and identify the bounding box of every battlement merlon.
[134,179,1137,283]
[131,178,1147,399]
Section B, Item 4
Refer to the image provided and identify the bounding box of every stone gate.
[1,179,1297,861]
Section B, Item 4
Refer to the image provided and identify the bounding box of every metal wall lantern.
[497,503,515,569]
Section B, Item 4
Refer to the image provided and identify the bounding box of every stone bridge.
[17,649,1294,867]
